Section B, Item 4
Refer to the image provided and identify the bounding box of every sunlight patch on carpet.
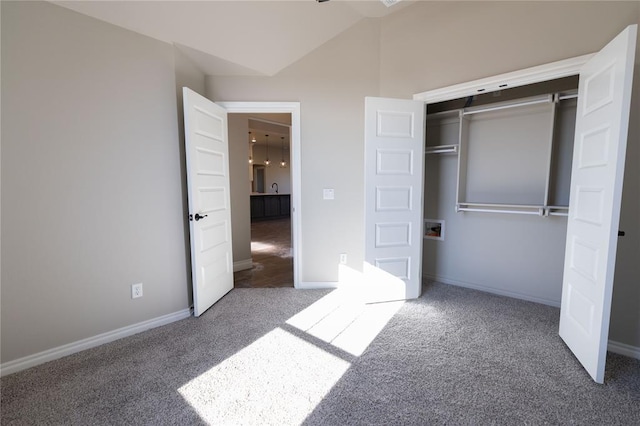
[178,327,350,425]
[286,289,404,356]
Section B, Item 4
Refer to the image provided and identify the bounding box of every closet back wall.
[379,2,640,347]
[423,107,570,305]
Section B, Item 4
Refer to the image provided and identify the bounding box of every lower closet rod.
[457,207,543,216]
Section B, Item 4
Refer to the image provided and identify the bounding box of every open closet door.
[364,97,425,302]
[183,87,234,317]
[559,24,637,383]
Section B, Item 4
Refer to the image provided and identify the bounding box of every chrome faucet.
[271,182,279,193]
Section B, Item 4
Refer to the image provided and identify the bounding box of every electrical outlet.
[340,253,347,264]
[323,188,335,200]
[131,283,143,299]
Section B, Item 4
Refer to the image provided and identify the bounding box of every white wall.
[173,46,207,305]
[379,2,639,98]
[206,19,381,282]
[227,114,252,267]
[1,1,190,363]
[378,1,640,347]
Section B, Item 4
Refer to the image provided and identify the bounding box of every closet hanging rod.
[558,93,578,101]
[462,96,551,116]
[425,145,458,154]
[458,202,543,209]
[457,207,543,216]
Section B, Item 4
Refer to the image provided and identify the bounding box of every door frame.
[218,101,302,288]
[413,54,593,104]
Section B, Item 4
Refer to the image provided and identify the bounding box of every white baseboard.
[233,259,253,272]
[608,340,640,360]
[4,291,633,379]
[424,274,561,307]
[296,281,340,290]
[0,308,191,377]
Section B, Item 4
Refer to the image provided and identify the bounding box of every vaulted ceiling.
[53,1,414,77]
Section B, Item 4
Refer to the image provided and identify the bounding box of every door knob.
[194,213,208,221]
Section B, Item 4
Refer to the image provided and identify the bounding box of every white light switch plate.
[323,189,335,200]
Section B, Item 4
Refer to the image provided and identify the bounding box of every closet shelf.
[456,202,569,217]
[425,144,458,154]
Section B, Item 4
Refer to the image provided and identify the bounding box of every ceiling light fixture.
[264,134,271,166]
[280,136,287,168]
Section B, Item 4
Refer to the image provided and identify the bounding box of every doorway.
[219,102,301,288]
[234,217,293,287]
[236,115,293,288]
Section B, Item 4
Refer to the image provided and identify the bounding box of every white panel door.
[559,25,637,383]
[183,88,234,317]
[364,97,425,302]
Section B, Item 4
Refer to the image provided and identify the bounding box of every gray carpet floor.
[1,282,639,425]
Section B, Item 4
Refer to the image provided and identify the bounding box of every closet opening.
[422,75,579,306]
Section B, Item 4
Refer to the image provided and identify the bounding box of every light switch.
[323,188,335,200]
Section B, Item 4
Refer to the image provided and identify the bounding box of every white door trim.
[217,101,302,289]
[413,54,594,104]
